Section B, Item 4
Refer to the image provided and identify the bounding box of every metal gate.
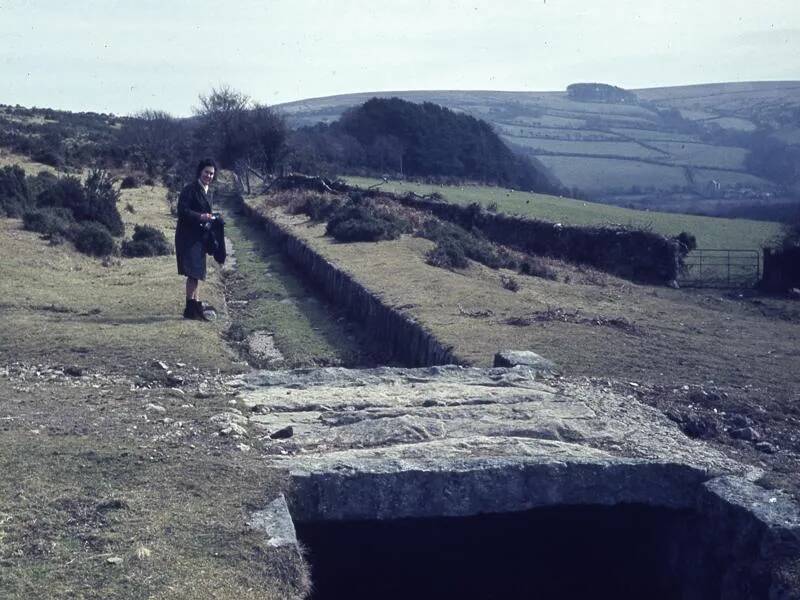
[678,249,761,288]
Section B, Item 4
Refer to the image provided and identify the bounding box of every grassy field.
[345,177,782,250]
[507,138,663,160]
[533,155,690,193]
[0,175,334,599]
[0,184,236,373]
[610,128,702,143]
[652,142,748,170]
[0,149,59,176]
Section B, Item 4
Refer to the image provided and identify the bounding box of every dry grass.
[0,184,238,373]
[0,180,312,598]
[0,379,306,600]
[0,150,58,176]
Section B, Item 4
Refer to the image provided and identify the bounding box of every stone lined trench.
[227,190,800,599]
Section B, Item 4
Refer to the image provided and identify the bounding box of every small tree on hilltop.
[194,85,250,168]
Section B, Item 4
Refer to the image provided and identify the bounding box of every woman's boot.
[192,299,210,321]
[183,298,194,319]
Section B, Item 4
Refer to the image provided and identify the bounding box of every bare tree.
[119,109,188,175]
[194,86,287,177]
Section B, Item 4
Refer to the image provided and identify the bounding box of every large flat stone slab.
[234,365,748,482]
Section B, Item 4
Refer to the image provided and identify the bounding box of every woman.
[175,158,216,320]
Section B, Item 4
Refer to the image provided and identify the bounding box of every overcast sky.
[1,0,798,116]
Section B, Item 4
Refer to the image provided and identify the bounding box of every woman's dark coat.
[175,181,212,280]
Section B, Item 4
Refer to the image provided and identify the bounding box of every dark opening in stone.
[297,503,721,600]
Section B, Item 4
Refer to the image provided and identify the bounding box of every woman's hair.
[195,158,217,179]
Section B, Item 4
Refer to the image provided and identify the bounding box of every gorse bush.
[71,221,115,256]
[286,192,342,222]
[121,224,171,257]
[501,275,520,292]
[676,231,697,254]
[417,219,505,269]
[35,170,124,236]
[22,207,74,238]
[120,175,138,189]
[83,169,123,235]
[0,165,30,217]
[426,237,468,269]
[326,196,411,242]
[518,257,558,280]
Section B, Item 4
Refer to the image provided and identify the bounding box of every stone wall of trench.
[235,194,465,367]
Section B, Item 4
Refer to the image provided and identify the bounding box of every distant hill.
[275,82,800,217]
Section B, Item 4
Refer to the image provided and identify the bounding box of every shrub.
[144,178,155,186]
[326,198,410,242]
[121,224,171,257]
[519,258,558,280]
[426,238,468,269]
[35,175,84,212]
[501,275,520,292]
[26,170,58,200]
[0,165,30,217]
[120,175,138,189]
[676,231,697,254]
[36,174,123,236]
[83,170,124,235]
[287,192,342,222]
[417,219,504,269]
[31,147,64,168]
[72,222,115,256]
[22,207,74,238]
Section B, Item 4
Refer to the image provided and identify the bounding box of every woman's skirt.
[176,238,206,280]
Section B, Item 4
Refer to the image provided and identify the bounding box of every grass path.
[218,192,371,367]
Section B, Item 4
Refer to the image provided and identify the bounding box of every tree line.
[1,91,553,194]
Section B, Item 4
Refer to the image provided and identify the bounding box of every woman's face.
[199,166,215,186]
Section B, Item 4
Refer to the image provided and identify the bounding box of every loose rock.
[270,426,294,440]
[493,350,557,372]
[755,441,777,454]
[730,427,761,442]
[220,423,248,437]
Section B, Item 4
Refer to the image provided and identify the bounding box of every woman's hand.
[200,213,213,222]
